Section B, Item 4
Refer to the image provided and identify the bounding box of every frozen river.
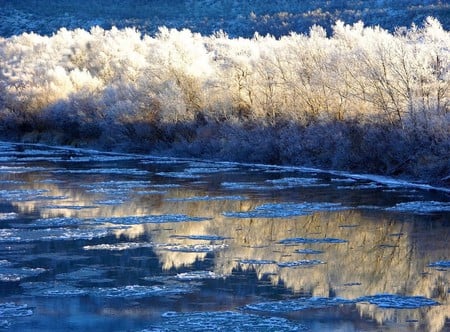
[0,142,449,331]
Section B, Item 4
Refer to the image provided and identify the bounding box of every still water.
[0,142,449,331]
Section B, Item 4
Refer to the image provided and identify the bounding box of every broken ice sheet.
[155,243,227,253]
[55,267,106,282]
[175,271,225,280]
[356,294,439,309]
[277,260,325,268]
[0,266,46,282]
[386,201,450,214]
[265,177,329,188]
[0,227,110,243]
[83,242,154,251]
[223,202,347,219]
[428,261,450,269]
[0,212,18,221]
[91,284,195,298]
[279,237,348,245]
[143,311,307,331]
[244,297,355,312]
[21,281,88,297]
[0,303,33,317]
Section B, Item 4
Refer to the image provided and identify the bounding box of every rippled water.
[0,142,449,331]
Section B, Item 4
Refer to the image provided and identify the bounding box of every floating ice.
[41,204,99,210]
[386,201,450,214]
[175,271,225,280]
[277,260,325,268]
[156,171,202,179]
[0,189,50,202]
[224,202,346,219]
[144,311,307,331]
[21,282,88,297]
[0,266,46,282]
[428,261,450,268]
[0,213,18,221]
[0,227,109,242]
[94,214,210,225]
[221,182,271,191]
[165,195,245,202]
[0,303,33,317]
[0,166,49,174]
[83,242,154,251]
[53,168,149,175]
[266,177,329,188]
[245,297,355,312]
[55,267,106,282]
[156,243,227,253]
[29,217,86,228]
[92,284,194,298]
[357,294,439,309]
[279,237,348,245]
[295,249,324,254]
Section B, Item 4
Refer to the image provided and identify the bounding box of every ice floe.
[386,201,450,214]
[223,202,347,218]
[143,311,307,331]
[0,213,18,221]
[175,271,225,280]
[92,284,194,298]
[356,294,439,309]
[428,261,450,269]
[21,281,88,297]
[0,303,33,318]
[0,266,46,282]
[279,237,348,245]
[244,297,355,312]
[83,242,154,251]
[277,260,325,268]
[155,243,227,253]
[0,227,110,242]
[265,177,329,188]
[294,249,325,254]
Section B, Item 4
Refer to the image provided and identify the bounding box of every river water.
[0,141,449,331]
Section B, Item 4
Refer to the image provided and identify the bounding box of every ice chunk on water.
[0,227,109,242]
[277,260,325,268]
[245,297,355,312]
[0,303,33,317]
[83,242,154,251]
[357,294,439,309]
[92,284,194,298]
[55,267,106,282]
[175,271,225,280]
[0,266,46,282]
[224,202,346,218]
[143,311,307,331]
[21,282,88,297]
[295,249,324,254]
[428,261,450,269]
[386,201,450,214]
[279,237,348,245]
[156,243,227,253]
[265,177,329,188]
[0,213,18,221]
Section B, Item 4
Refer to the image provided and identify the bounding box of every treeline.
[1,0,448,37]
[0,18,449,184]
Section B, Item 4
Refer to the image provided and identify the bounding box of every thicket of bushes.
[0,18,449,184]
